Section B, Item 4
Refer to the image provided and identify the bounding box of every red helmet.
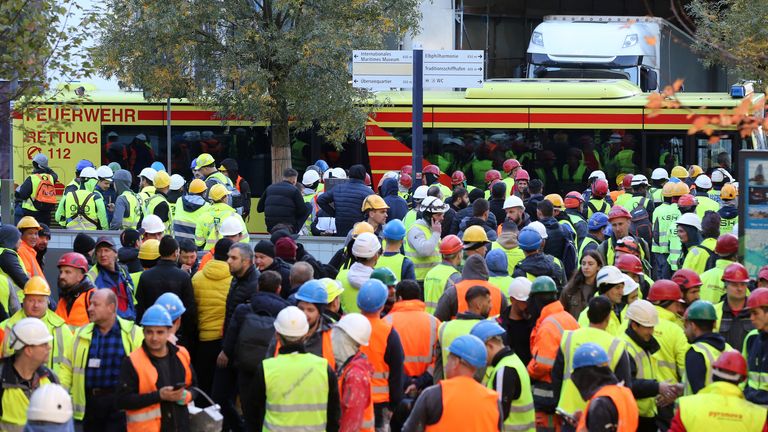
[451,170,466,186]
[439,235,463,255]
[616,254,643,275]
[485,169,502,184]
[564,191,584,209]
[503,159,521,174]
[423,164,440,176]
[647,279,683,302]
[722,263,750,283]
[671,269,703,290]
[515,169,530,181]
[715,234,739,256]
[57,252,89,273]
[678,194,698,207]
[400,165,412,176]
[747,288,768,309]
[712,351,748,381]
[622,174,634,189]
[759,265,768,281]
[591,178,609,198]
[364,173,372,186]
[607,205,631,221]
[615,237,640,256]
[399,173,412,189]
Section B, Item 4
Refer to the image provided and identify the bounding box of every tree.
[92,0,421,181]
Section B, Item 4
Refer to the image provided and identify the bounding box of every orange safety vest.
[425,375,500,431]
[126,346,193,432]
[54,288,93,327]
[576,384,638,432]
[337,359,374,432]
[528,302,579,383]
[198,249,214,272]
[384,300,440,377]
[455,280,502,318]
[17,242,43,277]
[274,329,336,370]
[360,316,393,404]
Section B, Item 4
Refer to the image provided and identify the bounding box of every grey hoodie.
[434,255,509,321]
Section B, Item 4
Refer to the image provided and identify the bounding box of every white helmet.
[352,232,381,259]
[508,277,532,301]
[96,165,114,180]
[331,167,347,179]
[170,174,186,191]
[711,168,732,183]
[139,167,157,182]
[588,170,606,181]
[596,265,625,287]
[694,175,712,190]
[141,214,165,234]
[382,171,399,181]
[651,168,669,181]
[420,196,449,214]
[27,383,73,424]
[274,306,309,337]
[335,313,372,346]
[79,167,98,179]
[622,274,639,296]
[630,174,648,186]
[625,299,659,327]
[502,195,524,210]
[220,215,243,236]
[676,213,702,231]
[302,170,321,186]
[9,318,53,350]
[413,185,429,200]
[527,221,548,239]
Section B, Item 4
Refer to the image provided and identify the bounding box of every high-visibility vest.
[64,189,100,230]
[577,306,623,337]
[471,159,494,189]
[71,318,143,420]
[173,198,210,242]
[561,163,587,184]
[650,187,663,205]
[403,209,418,232]
[576,384,638,432]
[491,242,525,276]
[744,329,768,400]
[488,275,513,297]
[679,381,766,431]
[384,300,439,377]
[586,199,609,219]
[196,203,241,250]
[375,253,406,281]
[621,333,658,417]
[667,214,688,271]
[263,352,329,431]
[404,223,441,281]
[360,316,393,403]
[438,319,481,378]
[423,264,459,314]
[577,236,598,262]
[502,177,516,197]
[0,309,72,382]
[426,375,500,431]
[0,362,55,430]
[144,193,173,235]
[125,346,193,432]
[719,208,738,236]
[700,259,730,303]
[55,288,94,328]
[337,356,374,431]
[683,340,732,396]
[22,173,57,212]
[119,190,143,230]
[17,242,42,278]
[682,237,718,275]
[487,353,535,432]
[696,195,721,220]
[652,203,680,254]
[336,269,360,314]
[0,250,22,318]
[615,149,636,174]
[615,192,634,210]
[455,280,502,318]
[653,305,688,384]
[274,330,336,370]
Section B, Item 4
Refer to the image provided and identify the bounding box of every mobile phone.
[173,382,185,390]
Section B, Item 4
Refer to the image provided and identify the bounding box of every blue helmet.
[75,160,94,173]
[603,223,613,237]
[447,335,487,369]
[518,229,542,252]
[470,320,506,342]
[295,280,329,304]
[190,159,197,170]
[155,292,186,320]
[382,220,406,241]
[315,160,330,173]
[485,249,508,276]
[357,279,388,313]
[151,161,167,172]
[573,342,610,370]
[141,304,173,327]
[588,212,609,231]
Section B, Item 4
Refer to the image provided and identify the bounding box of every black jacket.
[449,206,497,236]
[540,216,577,278]
[223,264,260,337]
[264,257,293,299]
[222,291,290,363]
[525,193,544,221]
[256,180,309,233]
[512,252,566,288]
[316,178,374,237]
[489,198,506,227]
[685,332,728,395]
[717,300,754,352]
[118,247,143,274]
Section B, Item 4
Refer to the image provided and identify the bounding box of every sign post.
[412,46,423,193]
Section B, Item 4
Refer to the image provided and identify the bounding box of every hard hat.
[319,278,344,303]
[616,254,643,276]
[335,313,371,346]
[17,216,41,231]
[676,213,702,231]
[352,232,381,259]
[564,191,584,209]
[153,171,170,189]
[138,239,160,260]
[420,196,449,214]
[307,165,323,177]
[209,184,231,201]
[625,299,659,327]
[295,280,329,304]
[423,164,440,176]
[27,383,73,424]
[447,334,487,369]
[677,194,698,208]
[544,194,565,211]
[759,266,768,281]
[364,173,372,186]
[748,288,768,309]
[9,317,53,350]
[413,185,429,200]
[57,252,89,273]
[607,205,631,221]
[509,277,532,301]
[689,165,704,178]
[155,292,186,320]
[530,275,557,294]
[141,214,165,234]
[362,194,390,212]
[502,195,525,210]
[671,269,703,290]
[621,174,634,189]
[671,166,689,179]
[712,351,748,382]
[722,262,750,283]
[439,235,463,255]
[518,228,543,252]
[188,179,207,194]
[588,212,609,231]
[514,169,530,181]
[220,216,243,237]
[484,170,501,184]
[170,174,186,191]
[503,159,521,174]
[32,153,49,169]
[715,234,739,256]
[315,160,330,172]
[274,306,309,337]
[685,300,717,321]
[371,267,398,287]
[631,174,649,187]
[139,167,157,181]
[470,320,506,342]
[591,178,609,197]
[302,170,321,185]
[451,170,466,185]
[96,165,114,180]
[399,173,413,189]
[622,274,639,296]
[352,222,375,238]
[80,167,98,179]
[573,343,610,370]
[672,182,691,197]
[331,167,347,179]
[23,276,51,296]
[382,220,406,241]
[647,279,683,302]
[615,237,640,256]
[527,221,548,239]
[400,165,413,176]
[651,168,669,181]
[141,304,173,327]
[694,175,712,189]
[485,249,508,274]
[75,160,94,172]
[357,279,388,312]
[588,170,606,181]
[196,153,216,168]
[151,161,166,172]
[661,182,676,197]
[462,225,490,245]
[597,265,626,286]
[720,184,738,200]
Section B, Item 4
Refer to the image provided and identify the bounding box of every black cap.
[95,236,116,251]
[270,229,298,245]
[37,224,51,238]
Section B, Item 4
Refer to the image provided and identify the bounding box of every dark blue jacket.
[381,178,408,222]
[317,179,374,236]
[684,332,727,394]
[256,180,309,233]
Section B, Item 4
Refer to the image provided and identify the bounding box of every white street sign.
[352,49,484,90]
[423,50,484,88]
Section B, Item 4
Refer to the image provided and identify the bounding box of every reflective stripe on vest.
[679,381,766,431]
[359,317,393,403]
[426,375,500,432]
[120,191,143,229]
[384,306,438,377]
[455,280,502,318]
[336,269,360,314]
[273,330,336,371]
[404,223,441,281]
[145,194,173,235]
[487,353,535,432]
[576,384,639,432]
[684,341,729,396]
[65,190,99,230]
[423,264,458,314]
[263,353,328,431]
[622,335,658,417]
[0,374,54,429]
[438,319,481,379]
[375,253,406,281]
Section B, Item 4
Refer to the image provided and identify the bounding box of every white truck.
[526,15,726,92]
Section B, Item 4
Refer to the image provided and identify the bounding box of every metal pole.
[0,79,18,224]
[166,97,172,174]
[411,46,424,194]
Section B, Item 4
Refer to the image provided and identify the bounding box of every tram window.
[697,137,733,175]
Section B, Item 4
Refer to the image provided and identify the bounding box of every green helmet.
[685,300,717,321]
[530,276,557,294]
[371,267,398,287]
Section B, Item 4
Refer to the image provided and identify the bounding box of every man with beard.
[33,223,50,271]
[498,277,533,365]
[503,195,530,230]
[54,252,96,327]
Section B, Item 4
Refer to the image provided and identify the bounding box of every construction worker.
[285,281,336,366]
[371,267,398,316]
[486,249,513,296]
[681,211,720,274]
[581,170,605,204]
[93,166,116,223]
[462,225,491,259]
[671,165,689,183]
[361,194,390,234]
[585,178,611,219]
[544,193,575,236]
[172,178,210,242]
[502,159,521,195]
[513,228,566,287]
[743,288,768,406]
[579,212,607,261]
[110,169,143,230]
[25,383,75,429]
[651,181,681,279]
[136,167,156,202]
[649,168,669,206]
[502,194,530,230]
[514,169,531,203]
[671,268,703,307]
[435,285,491,381]
[357,279,405,429]
[16,153,58,226]
[332,313,375,431]
[0,317,58,430]
[55,252,96,328]
[616,253,652,300]
[718,183,739,235]
[537,199,577,277]
[682,300,730,396]
[577,266,627,336]
[597,205,650,266]
[423,235,462,314]
[669,192,698,272]
[563,191,588,242]
[68,289,143,429]
[404,196,447,283]
[613,174,634,209]
[403,334,502,431]
[422,164,450,198]
[526,275,579,431]
[195,184,246,251]
[140,214,165,241]
[715,262,754,350]
[673,351,767,431]
[376,219,415,282]
[16,217,43,277]
[337,232,381,314]
[646,281,688,396]
[33,223,49,272]
[693,175,720,217]
[434,254,508,322]
[699,233,739,303]
[60,166,109,230]
[403,186,428,232]
[196,152,232,189]
[153,292,189,347]
[484,170,503,200]
[451,170,476,195]
[87,237,136,321]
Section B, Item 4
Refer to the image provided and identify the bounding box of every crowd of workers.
[0,149,765,432]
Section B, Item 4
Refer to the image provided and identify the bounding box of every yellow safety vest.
[438,319,481,378]
[491,242,525,276]
[173,198,210,243]
[423,264,459,314]
[679,381,766,431]
[64,189,101,230]
[0,250,22,318]
[700,259,731,304]
[404,223,441,282]
[683,340,732,396]
[336,269,360,314]
[263,352,329,431]
[118,190,143,230]
[375,253,406,282]
[487,353,535,432]
[144,193,173,235]
[488,275,513,297]
[653,306,688,384]
[621,333,658,418]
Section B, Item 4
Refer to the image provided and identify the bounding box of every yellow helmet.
[721,184,738,200]
[138,239,160,260]
[688,165,704,178]
[616,174,625,188]
[672,182,691,197]
[17,216,41,231]
[361,194,390,212]
[462,225,489,243]
[671,166,689,179]
[196,153,215,168]
[352,221,375,238]
[188,179,207,194]
[661,182,676,198]
[23,276,51,296]
[153,171,171,189]
[209,184,231,202]
[544,194,565,211]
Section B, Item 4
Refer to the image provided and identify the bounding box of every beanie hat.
[275,237,297,261]
[701,211,722,238]
[120,229,141,248]
[349,164,367,180]
[214,238,234,261]
[254,240,275,258]
[73,233,96,256]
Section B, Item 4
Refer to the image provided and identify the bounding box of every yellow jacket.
[192,259,232,341]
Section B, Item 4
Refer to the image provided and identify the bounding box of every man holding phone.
[405,197,449,285]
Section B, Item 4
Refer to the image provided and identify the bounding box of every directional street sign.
[422,50,484,88]
[352,49,484,90]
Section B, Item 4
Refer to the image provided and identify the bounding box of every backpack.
[33,174,57,206]
[209,176,244,214]
[629,198,653,247]
[698,244,719,272]
[235,310,277,372]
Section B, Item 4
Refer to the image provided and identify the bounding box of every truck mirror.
[641,69,658,92]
